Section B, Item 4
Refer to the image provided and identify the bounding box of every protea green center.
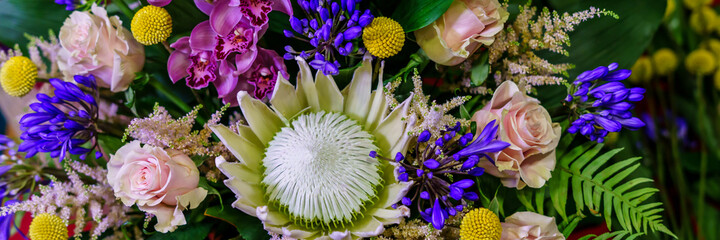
[212,55,414,239]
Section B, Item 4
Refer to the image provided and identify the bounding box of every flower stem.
[695,73,708,238]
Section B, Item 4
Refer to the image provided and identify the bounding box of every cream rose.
[57,4,145,92]
[501,212,565,240]
[107,141,207,233]
[414,0,508,66]
[472,81,561,189]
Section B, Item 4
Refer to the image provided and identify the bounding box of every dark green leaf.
[391,0,453,32]
[0,0,69,47]
[98,134,124,155]
[459,105,470,119]
[470,52,490,86]
[147,222,212,240]
[205,203,269,240]
[198,178,222,207]
[545,0,666,76]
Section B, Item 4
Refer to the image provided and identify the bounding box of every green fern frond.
[554,142,676,239]
[578,230,644,240]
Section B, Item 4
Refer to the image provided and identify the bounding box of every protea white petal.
[328,230,351,240]
[283,225,318,239]
[343,56,373,122]
[349,217,384,238]
[210,125,264,171]
[237,91,285,145]
[370,205,410,225]
[296,58,321,111]
[372,96,412,153]
[364,81,389,132]
[376,182,413,208]
[314,71,344,112]
[256,206,291,226]
[270,74,304,120]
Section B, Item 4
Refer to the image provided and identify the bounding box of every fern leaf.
[550,142,676,238]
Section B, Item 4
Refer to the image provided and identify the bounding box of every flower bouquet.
[0,0,682,239]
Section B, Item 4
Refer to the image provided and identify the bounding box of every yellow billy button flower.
[652,48,678,76]
[460,208,502,240]
[362,17,405,59]
[628,56,653,84]
[686,49,717,76]
[0,56,37,97]
[29,213,69,240]
[131,5,173,45]
[689,6,717,35]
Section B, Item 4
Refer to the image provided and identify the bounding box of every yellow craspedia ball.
[0,56,37,97]
[665,0,676,20]
[652,48,678,76]
[131,5,173,45]
[460,208,502,240]
[629,56,654,84]
[690,6,717,35]
[362,17,405,59]
[684,0,711,9]
[686,49,717,75]
[29,213,68,240]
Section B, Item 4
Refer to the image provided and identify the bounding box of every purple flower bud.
[427,171,433,179]
[461,155,479,170]
[416,169,424,177]
[604,69,631,81]
[343,42,353,55]
[418,130,431,142]
[431,199,446,230]
[608,62,619,71]
[346,0,355,13]
[435,138,444,147]
[283,30,294,38]
[424,159,440,169]
[402,197,411,206]
[331,2,340,15]
[290,16,303,32]
[398,173,408,182]
[319,8,330,21]
[448,207,457,216]
[343,26,363,40]
[463,192,479,201]
[310,19,318,30]
[310,37,319,47]
[468,167,485,176]
[359,12,374,27]
[395,152,404,162]
[398,166,405,173]
[334,33,344,48]
[452,179,474,189]
[309,0,319,10]
[283,53,294,60]
[449,187,463,200]
[616,117,645,130]
[420,191,430,199]
[565,94,573,102]
[369,151,377,158]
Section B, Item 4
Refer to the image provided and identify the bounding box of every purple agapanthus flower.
[168,0,292,106]
[54,0,106,11]
[566,63,646,143]
[17,75,102,161]
[283,0,373,75]
[371,121,509,230]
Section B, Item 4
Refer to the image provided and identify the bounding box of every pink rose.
[472,81,561,189]
[57,4,145,92]
[501,212,565,240]
[107,141,207,233]
[415,0,508,66]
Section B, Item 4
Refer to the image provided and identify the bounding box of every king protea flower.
[211,55,415,239]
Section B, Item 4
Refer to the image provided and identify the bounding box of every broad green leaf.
[205,203,269,240]
[391,0,453,32]
[147,222,213,240]
[459,105,470,119]
[545,0,666,76]
[0,0,69,47]
[470,52,490,86]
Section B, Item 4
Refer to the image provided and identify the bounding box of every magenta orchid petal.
[185,51,217,89]
[194,0,214,15]
[167,51,191,83]
[190,21,217,52]
[169,37,191,54]
[215,60,239,96]
[271,0,293,15]
[147,0,172,7]
[237,0,273,27]
[214,22,255,60]
[233,46,258,74]
[210,0,245,36]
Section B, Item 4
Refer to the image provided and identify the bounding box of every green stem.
[113,0,135,19]
[667,71,692,240]
[650,78,679,233]
[148,79,192,113]
[696,73,708,239]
